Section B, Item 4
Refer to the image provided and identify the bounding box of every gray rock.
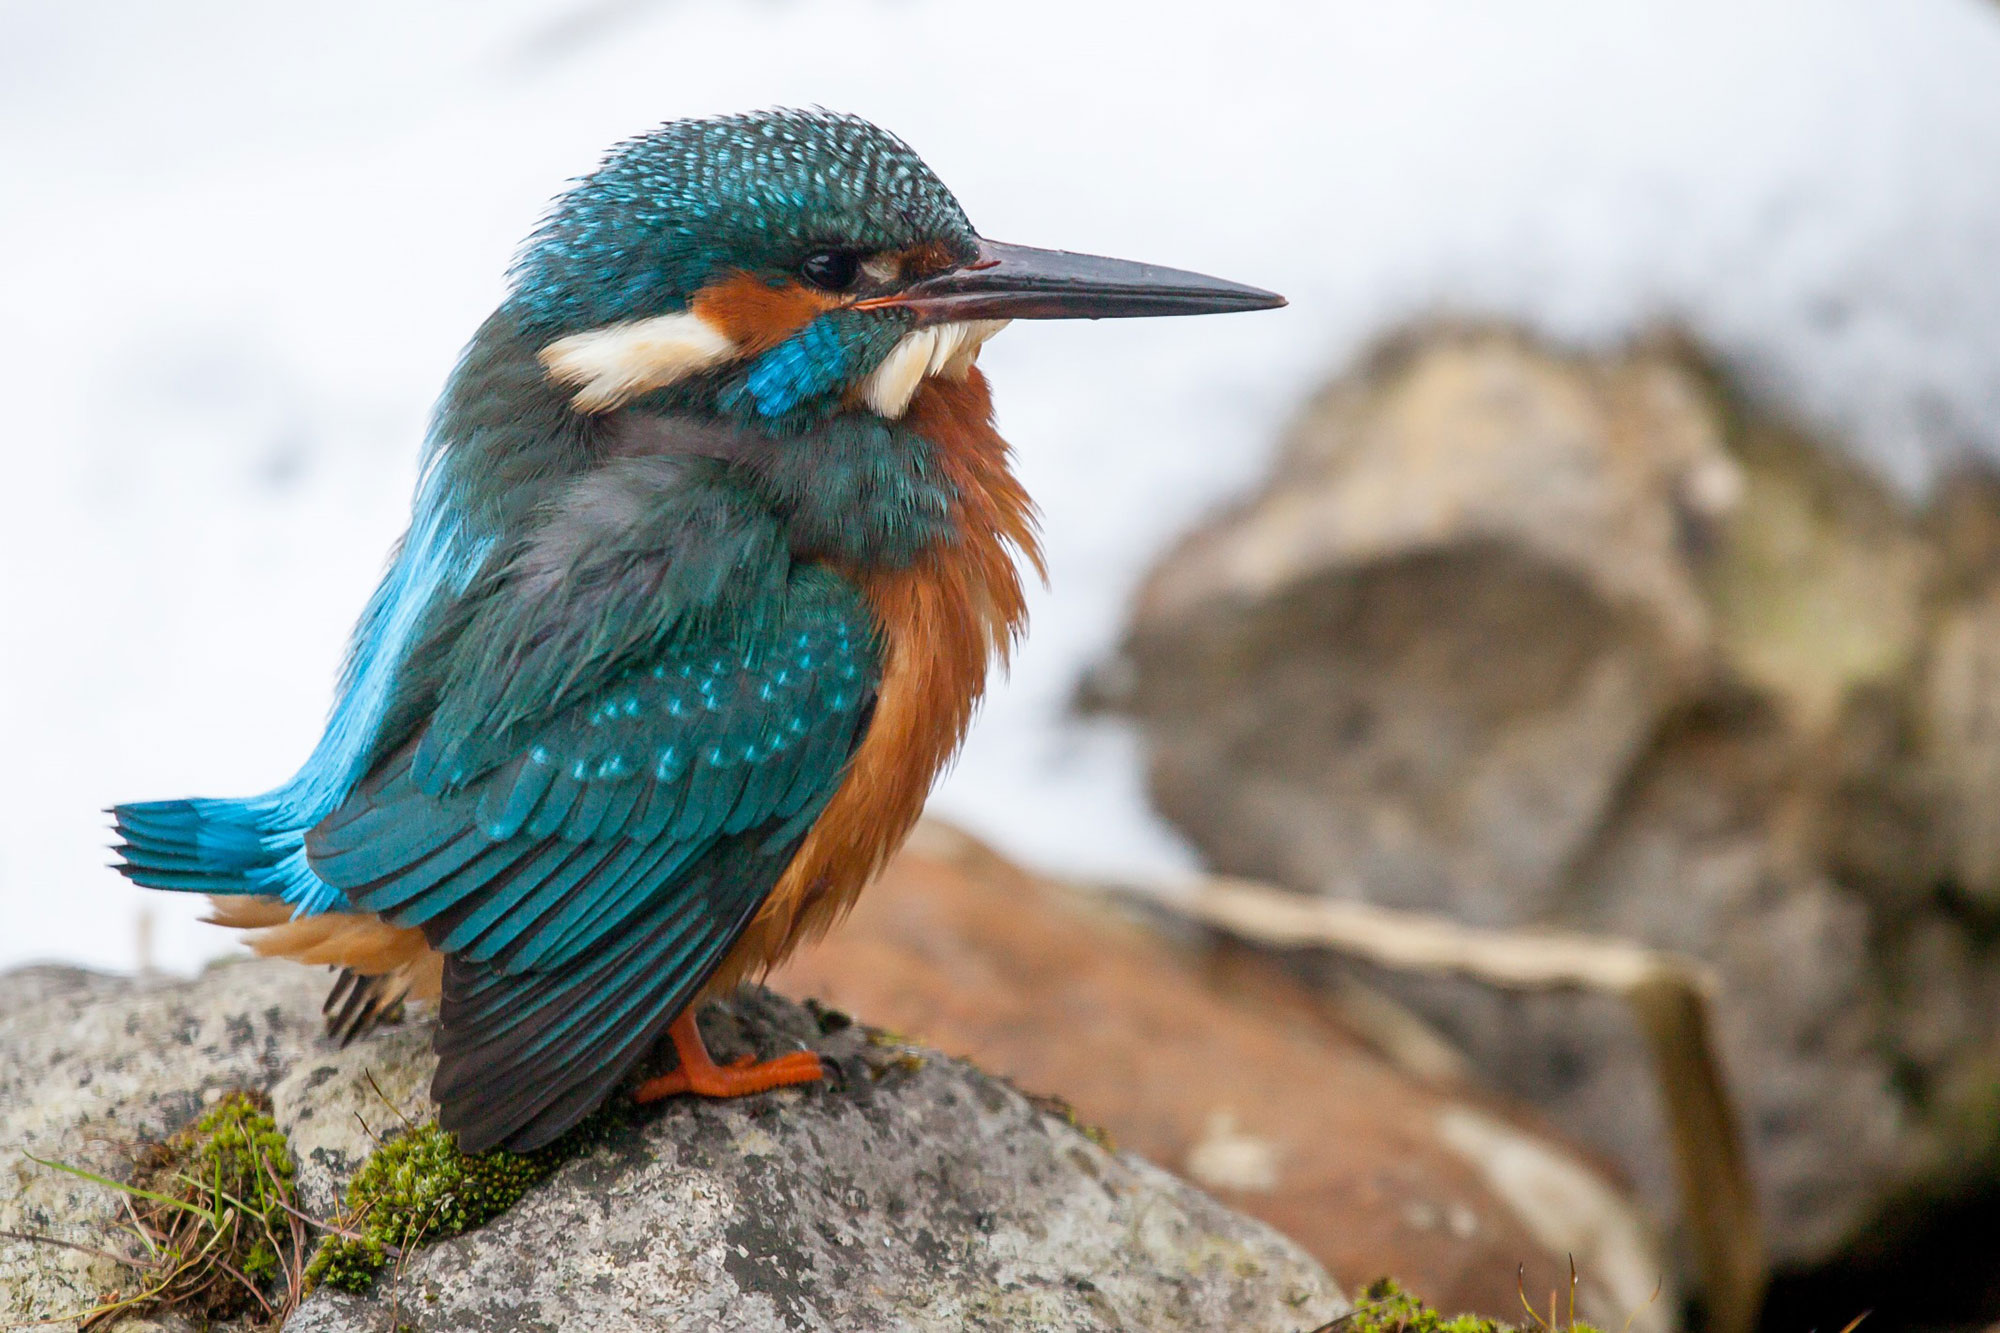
[1109,325,2000,1269]
[0,960,1344,1333]
[1,958,326,1331]
[1113,328,1733,926]
[269,1019,434,1219]
[1432,697,1912,1260]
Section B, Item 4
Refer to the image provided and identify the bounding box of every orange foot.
[632,1008,824,1103]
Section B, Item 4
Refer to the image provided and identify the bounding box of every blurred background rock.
[1096,326,2000,1326]
[8,1,2000,1330]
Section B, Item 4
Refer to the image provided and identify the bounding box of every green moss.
[1020,1088,1116,1152]
[305,1110,619,1294]
[167,1091,299,1284]
[1326,1279,1604,1333]
[861,1026,931,1082]
[37,1089,304,1328]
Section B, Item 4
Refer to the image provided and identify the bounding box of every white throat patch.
[860,320,1011,419]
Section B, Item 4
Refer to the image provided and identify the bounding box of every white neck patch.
[860,320,1011,419]
[538,311,737,413]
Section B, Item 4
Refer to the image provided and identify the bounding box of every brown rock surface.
[770,822,1668,1330]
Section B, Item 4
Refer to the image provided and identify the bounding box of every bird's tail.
[111,796,336,910]
[110,442,489,919]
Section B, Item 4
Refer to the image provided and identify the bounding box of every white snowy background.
[5,0,2000,975]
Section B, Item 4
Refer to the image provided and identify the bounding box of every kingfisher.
[112,109,1281,1153]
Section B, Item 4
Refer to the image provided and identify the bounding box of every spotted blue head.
[505,108,1282,429]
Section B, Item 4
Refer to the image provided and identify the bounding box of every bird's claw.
[632,1049,824,1103]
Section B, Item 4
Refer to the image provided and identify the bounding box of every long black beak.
[856,238,1286,322]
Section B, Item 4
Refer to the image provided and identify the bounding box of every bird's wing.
[306,459,880,1150]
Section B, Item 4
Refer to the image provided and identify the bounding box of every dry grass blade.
[1616,1278,1663,1333]
[1519,1264,1552,1332]
[25,1154,222,1225]
[0,1228,149,1268]
[363,1067,416,1130]
[23,1089,314,1332]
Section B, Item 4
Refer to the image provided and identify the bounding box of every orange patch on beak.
[690,271,839,354]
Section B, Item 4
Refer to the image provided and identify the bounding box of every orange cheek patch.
[690,271,839,354]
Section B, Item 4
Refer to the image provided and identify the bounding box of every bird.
[111,108,1282,1153]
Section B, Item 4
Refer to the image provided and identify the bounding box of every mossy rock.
[306,1111,620,1294]
[3,962,1345,1333]
[1328,1279,1605,1333]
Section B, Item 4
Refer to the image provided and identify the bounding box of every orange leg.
[631,1008,824,1103]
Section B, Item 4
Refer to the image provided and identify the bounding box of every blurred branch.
[1192,878,1709,993]
[1135,876,1766,1333]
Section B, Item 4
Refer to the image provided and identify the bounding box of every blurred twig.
[1133,876,1766,1333]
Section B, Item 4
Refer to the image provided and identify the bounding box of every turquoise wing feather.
[305,461,881,1152]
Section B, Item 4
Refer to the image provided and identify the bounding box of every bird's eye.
[800,250,863,293]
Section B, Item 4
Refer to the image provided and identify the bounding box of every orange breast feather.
[707,367,1041,993]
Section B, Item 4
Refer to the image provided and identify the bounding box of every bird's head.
[507,109,1282,428]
